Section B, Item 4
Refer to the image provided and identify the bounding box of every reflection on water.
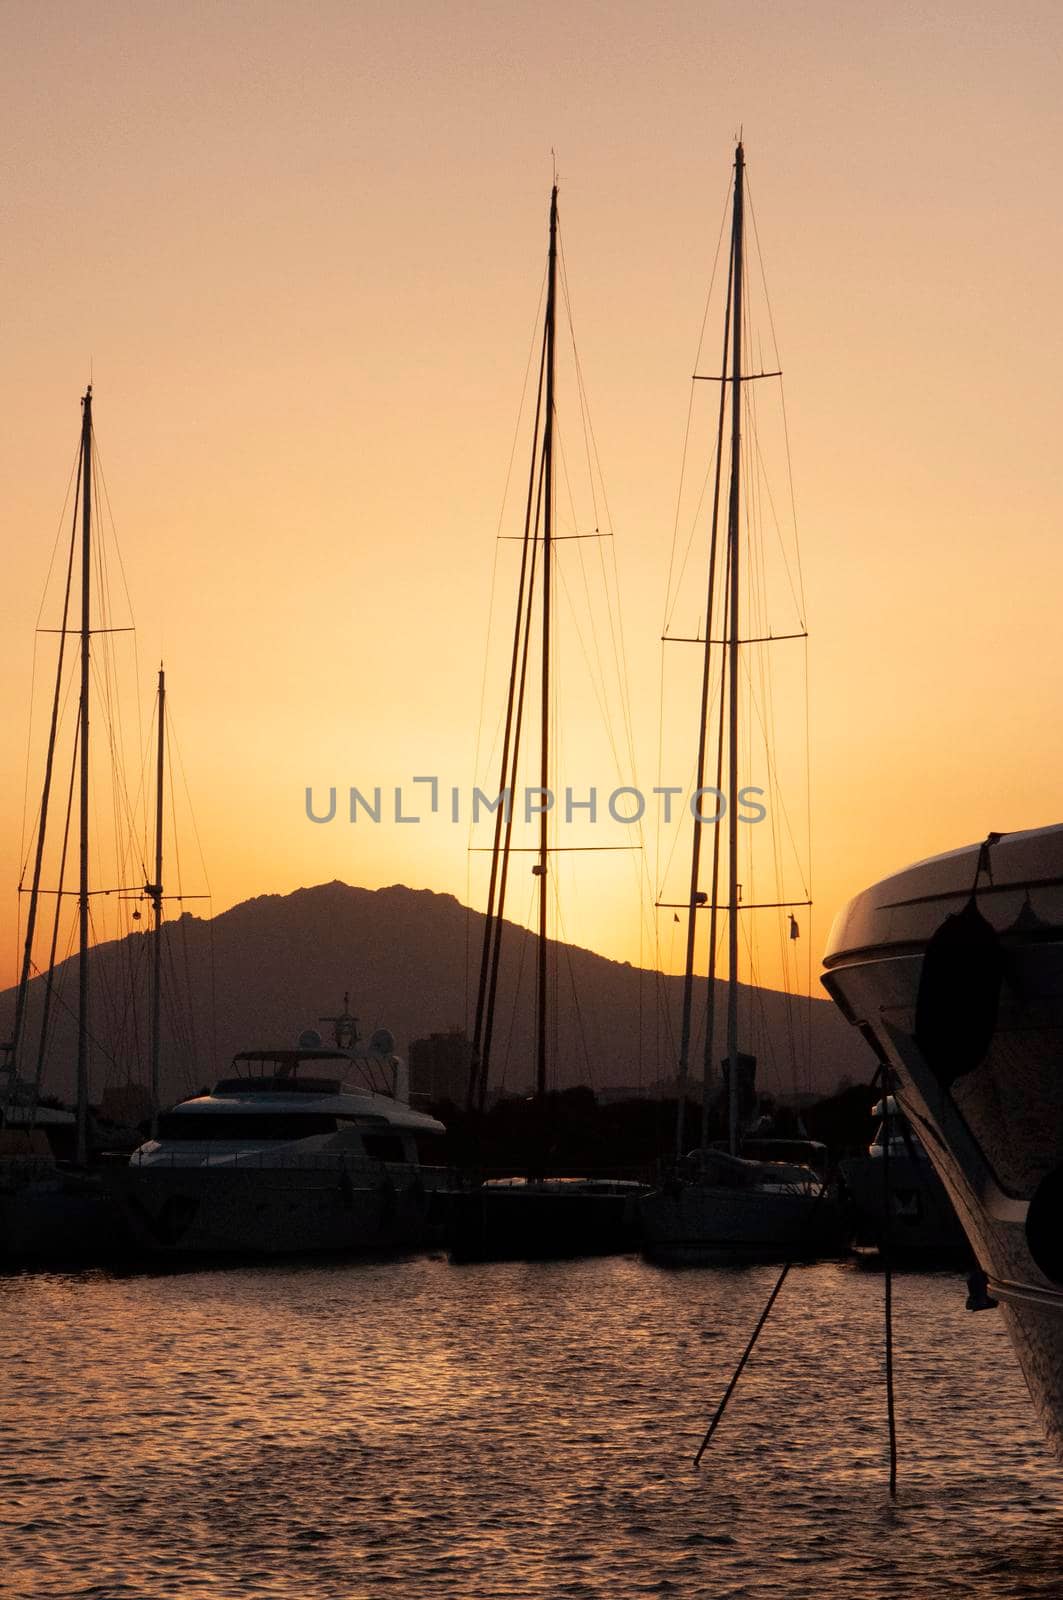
[2,1256,1061,1598]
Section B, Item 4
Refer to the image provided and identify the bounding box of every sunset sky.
[2,0,1061,1006]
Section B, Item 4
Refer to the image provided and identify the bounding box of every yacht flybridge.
[119,1020,447,1255]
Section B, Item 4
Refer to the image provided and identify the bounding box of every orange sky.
[3,0,1062,1004]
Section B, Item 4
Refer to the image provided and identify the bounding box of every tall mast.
[9,460,80,1082]
[700,666,728,1146]
[468,337,547,1112]
[76,385,92,1168]
[674,221,735,1160]
[148,666,165,1135]
[725,144,745,1157]
[475,512,541,1113]
[535,184,558,1106]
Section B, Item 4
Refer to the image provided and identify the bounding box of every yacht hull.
[823,825,1063,1457]
[118,1045,449,1259]
[639,1183,845,1265]
[445,1182,642,1262]
[1,1169,128,1264]
[112,1164,446,1257]
[839,1149,966,1258]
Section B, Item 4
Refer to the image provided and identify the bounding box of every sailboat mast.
[725,145,745,1158]
[468,339,547,1113]
[76,385,93,1168]
[9,467,80,1080]
[536,184,558,1105]
[674,226,735,1161]
[149,666,165,1136]
[700,677,728,1146]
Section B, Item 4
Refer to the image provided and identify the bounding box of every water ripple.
[2,1256,1061,1597]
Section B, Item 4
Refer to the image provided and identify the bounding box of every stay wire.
[692,1056,898,1500]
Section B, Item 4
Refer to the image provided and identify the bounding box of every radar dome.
[297,1028,323,1050]
[369,1027,395,1056]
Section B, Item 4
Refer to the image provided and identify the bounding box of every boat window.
[157,1113,339,1141]
[363,1133,406,1163]
[213,1076,341,1096]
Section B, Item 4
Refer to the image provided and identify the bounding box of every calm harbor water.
[3,1254,1062,1599]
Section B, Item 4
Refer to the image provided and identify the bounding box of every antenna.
[319,994,359,1050]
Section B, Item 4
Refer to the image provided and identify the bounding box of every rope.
[693,1255,794,1467]
[692,1172,832,1468]
[691,1058,899,1498]
[881,1062,898,1496]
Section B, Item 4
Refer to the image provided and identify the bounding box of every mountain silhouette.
[0,881,858,1112]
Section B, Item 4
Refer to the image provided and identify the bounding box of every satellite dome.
[297,1027,323,1050]
[369,1027,395,1056]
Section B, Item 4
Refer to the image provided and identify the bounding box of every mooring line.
[693,1058,900,1501]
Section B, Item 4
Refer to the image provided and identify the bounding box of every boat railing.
[127,1150,452,1181]
[447,1164,654,1190]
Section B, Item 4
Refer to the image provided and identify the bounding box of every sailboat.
[1,389,117,1258]
[639,144,843,1264]
[445,184,645,1261]
[1,389,164,1262]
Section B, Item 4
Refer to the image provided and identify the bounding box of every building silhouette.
[409,1027,474,1105]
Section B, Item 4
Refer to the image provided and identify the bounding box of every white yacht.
[823,824,1063,1458]
[118,1024,447,1256]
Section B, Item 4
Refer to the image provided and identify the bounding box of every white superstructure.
[119,1034,447,1255]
